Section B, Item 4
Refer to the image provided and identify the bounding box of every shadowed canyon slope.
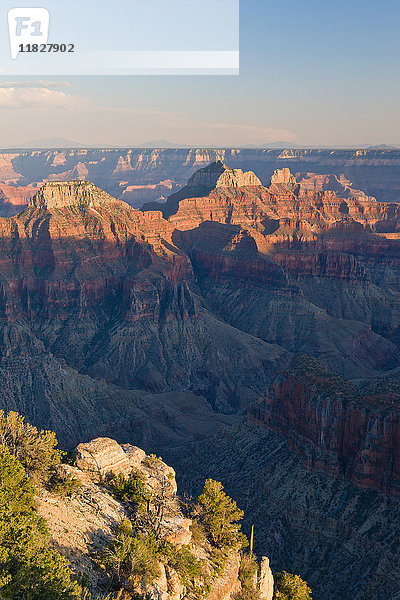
[1,165,400,444]
[0,179,288,446]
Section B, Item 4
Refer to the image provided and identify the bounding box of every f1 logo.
[8,8,50,59]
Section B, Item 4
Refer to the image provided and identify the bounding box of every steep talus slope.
[164,163,400,377]
[167,422,400,600]
[0,180,288,444]
[0,320,239,448]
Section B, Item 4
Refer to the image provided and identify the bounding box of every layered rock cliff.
[157,162,400,233]
[164,164,400,378]
[0,182,35,216]
[249,355,400,496]
[0,179,289,445]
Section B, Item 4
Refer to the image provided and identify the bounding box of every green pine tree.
[197,479,248,549]
[274,571,312,600]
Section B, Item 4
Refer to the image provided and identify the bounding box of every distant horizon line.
[1,145,400,151]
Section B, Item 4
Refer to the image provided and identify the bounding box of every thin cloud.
[120,108,297,144]
[201,121,297,144]
[93,105,297,144]
[0,90,296,145]
[0,80,71,89]
[0,86,92,110]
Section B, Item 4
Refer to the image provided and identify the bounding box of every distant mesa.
[270,167,297,186]
[0,148,399,212]
[13,137,86,149]
[30,180,122,210]
[188,160,262,189]
[269,167,300,194]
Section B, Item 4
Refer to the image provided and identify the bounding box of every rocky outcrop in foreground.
[39,437,274,600]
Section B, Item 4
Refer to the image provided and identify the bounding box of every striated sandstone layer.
[249,355,400,496]
[157,161,400,233]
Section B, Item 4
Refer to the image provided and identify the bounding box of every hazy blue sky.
[0,0,399,147]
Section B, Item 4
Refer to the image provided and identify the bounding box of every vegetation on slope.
[273,572,312,600]
[196,479,248,550]
[0,410,312,600]
[0,445,80,599]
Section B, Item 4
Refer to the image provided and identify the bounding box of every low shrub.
[189,520,207,545]
[236,553,260,600]
[142,454,162,469]
[107,472,147,507]
[49,470,82,498]
[100,519,161,588]
[161,541,202,586]
[209,547,228,577]
[274,572,312,600]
